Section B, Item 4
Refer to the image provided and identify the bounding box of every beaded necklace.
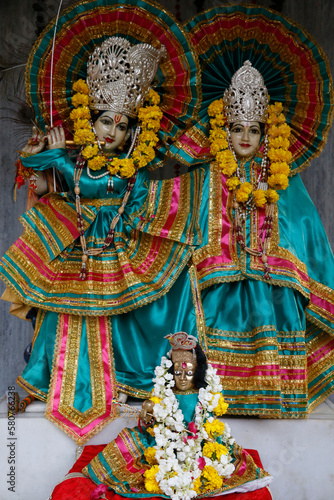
[73,152,137,280]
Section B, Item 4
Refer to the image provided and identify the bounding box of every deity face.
[172,350,197,391]
[93,111,130,153]
[229,121,261,158]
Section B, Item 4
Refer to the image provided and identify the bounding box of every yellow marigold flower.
[138,105,163,123]
[204,419,225,438]
[87,155,107,171]
[146,89,160,106]
[203,442,228,460]
[220,163,237,177]
[73,129,95,145]
[149,396,161,405]
[267,148,292,163]
[213,394,229,416]
[226,177,241,191]
[133,151,149,169]
[266,189,280,203]
[193,476,202,494]
[208,99,224,117]
[136,144,155,162]
[142,119,161,133]
[216,150,236,166]
[120,159,136,178]
[210,114,225,128]
[73,118,90,130]
[253,189,267,208]
[144,447,157,465]
[235,182,252,204]
[267,113,286,126]
[198,466,223,492]
[268,136,290,150]
[71,93,89,108]
[209,128,227,143]
[144,465,162,494]
[210,139,228,155]
[268,173,289,190]
[72,79,89,94]
[267,123,291,138]
[268,102,283,116]
[139,130,159,147]
[70,106,91,121]
[269,162,290,176]
[82,144,99,159]
[107,163,120,176]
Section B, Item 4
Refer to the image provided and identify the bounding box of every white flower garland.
[146,357,236,500]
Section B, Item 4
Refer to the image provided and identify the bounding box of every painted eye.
[186,371,193,376]
[174,371,181,376]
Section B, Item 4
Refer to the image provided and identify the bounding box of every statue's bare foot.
[118,392,128,403]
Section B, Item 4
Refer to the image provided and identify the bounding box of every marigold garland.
[70,81,161,178]
[208,98,292,207]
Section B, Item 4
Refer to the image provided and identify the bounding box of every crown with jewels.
[223,61,269,123]
[86,36,167,118]
[165,332,198,351]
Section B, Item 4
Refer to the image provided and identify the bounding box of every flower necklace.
[143,357,235,500]
[208,99,292,279]
[70,80,162,179]
[69,81,162,280]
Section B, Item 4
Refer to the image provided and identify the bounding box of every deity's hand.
[21,126,46,156]
[139,399,155,425]
[47,126,66,149]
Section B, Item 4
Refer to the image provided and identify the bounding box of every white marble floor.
[0,396,333,500]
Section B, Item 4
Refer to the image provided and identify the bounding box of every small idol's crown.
[165,332,197,351]
[87,36,166,118]
[223,61,269,123]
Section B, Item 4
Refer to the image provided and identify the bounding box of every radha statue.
[171,5,334,418]
[0,0,204,443]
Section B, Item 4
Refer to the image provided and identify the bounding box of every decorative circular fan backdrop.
[25,0,200,150]
[172,4,334,173]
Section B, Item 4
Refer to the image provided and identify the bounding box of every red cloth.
[50,446,272,500]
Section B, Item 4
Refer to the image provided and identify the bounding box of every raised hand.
[21,126,46,155]
[47,126,66,149]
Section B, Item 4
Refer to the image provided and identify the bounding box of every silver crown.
[223,61,269,123]
[86,37,166,117]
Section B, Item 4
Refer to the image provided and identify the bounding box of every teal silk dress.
[0,149,204,443]
[193,160,334,418]
[83,392,270,497]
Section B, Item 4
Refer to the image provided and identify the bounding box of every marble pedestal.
[0,396,333,500]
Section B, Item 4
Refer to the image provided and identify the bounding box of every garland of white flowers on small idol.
[208,98,292,208]
[143,357,235,500]
[70,80,162,179]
